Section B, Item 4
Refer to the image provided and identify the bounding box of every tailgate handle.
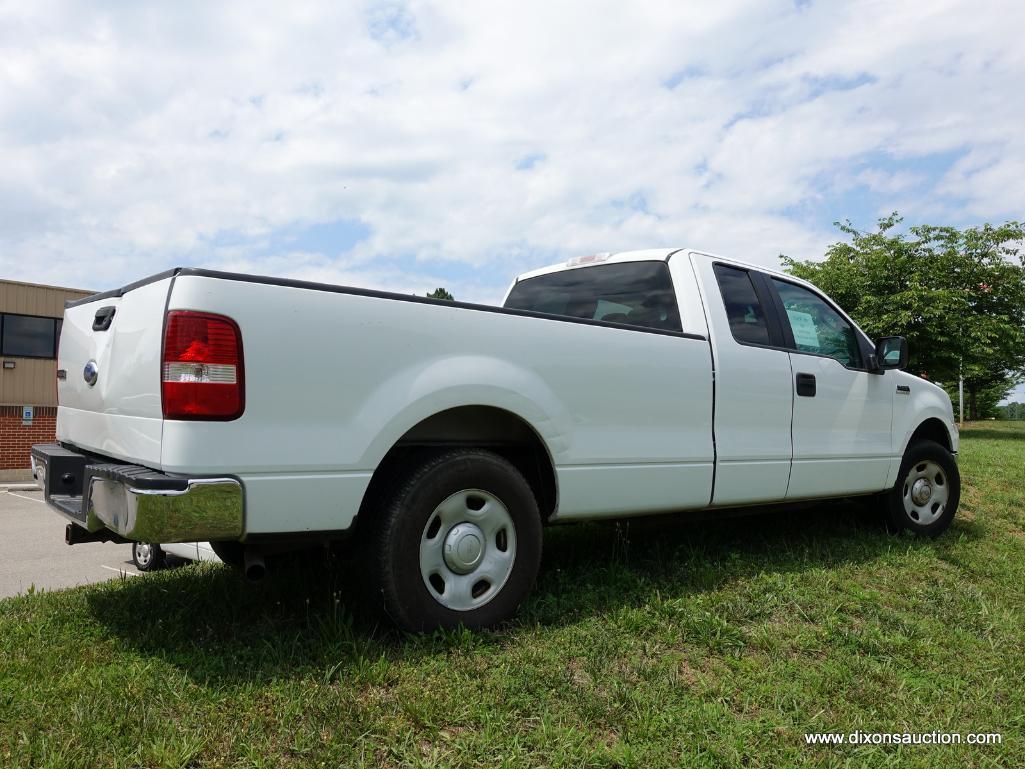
[795,372,816,397]
[92,306,116,331]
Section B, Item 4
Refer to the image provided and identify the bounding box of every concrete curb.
[0,471,34,483]
[0,485,40,492]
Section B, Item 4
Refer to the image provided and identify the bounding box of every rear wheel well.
[356,407,558,529]
[908,418,952,452]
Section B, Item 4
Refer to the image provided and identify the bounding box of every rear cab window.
[504,261,683,332]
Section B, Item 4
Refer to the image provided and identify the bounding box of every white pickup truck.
[32,248,960,630]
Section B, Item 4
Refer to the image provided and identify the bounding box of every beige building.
[1,278,93,478]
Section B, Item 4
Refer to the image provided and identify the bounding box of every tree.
[781,214,1025,420]
[426,287,454,301]
[945,376,1019,420]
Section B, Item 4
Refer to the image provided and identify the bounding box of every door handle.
[796,372,816,397]
[92,306,116,331]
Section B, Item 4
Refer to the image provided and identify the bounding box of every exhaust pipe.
[244,547,267,582]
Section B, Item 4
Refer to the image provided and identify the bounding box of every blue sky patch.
[780,148,971,243]
[366,1,418,46]
[663,66,706,90]
[803,72,876,98]
[516,153,546,170]
[209,218,371,258]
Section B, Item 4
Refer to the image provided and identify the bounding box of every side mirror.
[874,336,908,371]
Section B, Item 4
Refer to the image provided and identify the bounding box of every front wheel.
[887,439,960,537]
[365,449,543,631]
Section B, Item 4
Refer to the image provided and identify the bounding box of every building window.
[1,313,59,359]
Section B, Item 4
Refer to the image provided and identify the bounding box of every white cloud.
[1,0,1024,304]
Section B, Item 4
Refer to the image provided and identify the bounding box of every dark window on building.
[713,264,771,345]
[504,261,683,332]
[1,313,58,358]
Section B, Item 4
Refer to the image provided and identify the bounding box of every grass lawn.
[2,423,1024,768]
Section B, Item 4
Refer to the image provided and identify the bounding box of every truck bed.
[55,266,715,537]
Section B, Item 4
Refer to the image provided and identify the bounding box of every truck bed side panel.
[162,275,715,533]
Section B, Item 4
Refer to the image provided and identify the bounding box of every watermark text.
[805,731,1002,746]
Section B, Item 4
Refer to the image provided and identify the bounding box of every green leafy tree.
[782,214,1025,420]
[947,376,1019,420]
[426,287,454,301]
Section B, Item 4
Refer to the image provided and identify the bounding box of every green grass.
[3,424,1025,768]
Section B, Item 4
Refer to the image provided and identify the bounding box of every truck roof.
[513,248,801,284]
[509,247,872,343]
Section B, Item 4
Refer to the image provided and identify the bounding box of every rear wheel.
[887,439,960,537]
[132,542,165,571]
[365,449,542,631]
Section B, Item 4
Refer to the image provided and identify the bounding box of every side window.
[771,279,864,368]
[504,262,683,332]
[712,264,771,345]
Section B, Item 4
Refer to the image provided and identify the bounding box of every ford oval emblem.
[83,360,99,387]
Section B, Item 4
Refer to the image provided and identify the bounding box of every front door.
[767,278,894,499]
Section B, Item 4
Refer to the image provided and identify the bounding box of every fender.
[885,372,958,488]
[355,354,571,471]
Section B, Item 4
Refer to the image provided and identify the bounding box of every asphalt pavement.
[0,487,142,599]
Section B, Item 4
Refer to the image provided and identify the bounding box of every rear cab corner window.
[770,278,864,369]
[503,261,683,333]
[712,264,772,346]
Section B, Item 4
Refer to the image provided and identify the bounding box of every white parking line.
[4,491,44,504]
[100,565,138,577]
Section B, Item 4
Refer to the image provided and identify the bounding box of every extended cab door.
[692,257,795,506]
[765,277,894,499]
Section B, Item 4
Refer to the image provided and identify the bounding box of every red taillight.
[162,311,244,420]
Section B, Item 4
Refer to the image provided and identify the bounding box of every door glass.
[771,279,864,367]
[712,264,771,345]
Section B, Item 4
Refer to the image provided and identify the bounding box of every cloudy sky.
[2,1,1024,396]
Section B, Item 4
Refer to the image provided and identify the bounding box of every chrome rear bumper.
[30,443,244,543]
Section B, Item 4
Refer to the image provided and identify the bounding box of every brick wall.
[0,406,57,470]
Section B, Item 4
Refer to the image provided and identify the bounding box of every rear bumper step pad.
[30,443,244,544]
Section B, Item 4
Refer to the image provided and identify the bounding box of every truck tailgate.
[56,276,173,467]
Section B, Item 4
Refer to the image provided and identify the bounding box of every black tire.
[132,542,165,571]
[887,439,960,537]
[209,541,245,568]
[364,449,543,632]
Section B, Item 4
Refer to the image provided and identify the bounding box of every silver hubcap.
[903,460,949,525]
[444,522,486,574]
[420,489,516,612]
[135,543,152,566]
